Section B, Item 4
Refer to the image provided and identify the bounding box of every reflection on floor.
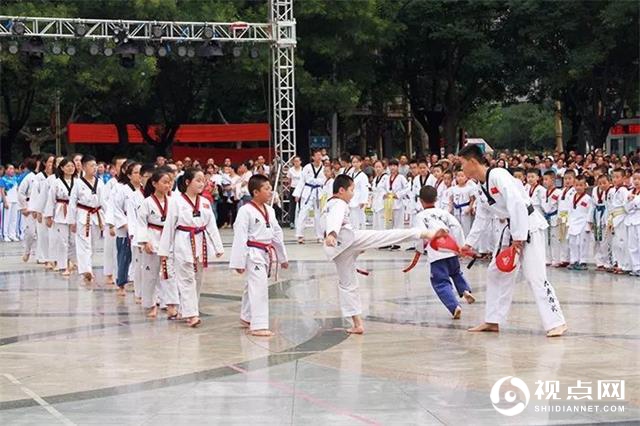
[1,230,638,425]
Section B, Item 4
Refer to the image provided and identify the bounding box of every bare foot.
[83,272,94,283]
[187,317,201,328]
[453,306,462,319]
[250,329,274,337]
[146,306,158,318]
[346,326,365,334]
[546,324,568,337]
[166,306,178,319]
[45,262,55,270]
[61,269,71,277]
[297,237,304,244]
[463,290,476,304]
[116,287,126,297]
[239,319,251,328]
[104,275,115,285]
[468,322,499,333]
[22,254,30,262]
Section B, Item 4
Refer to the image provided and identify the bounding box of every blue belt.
[304,183,323,205]
[453,202,470,210]
[544,210,558,220]
[595,205,606,213]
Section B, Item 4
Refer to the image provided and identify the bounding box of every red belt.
[247,240,278,280]
[177,225,207,272]
[148,223,164,231]
[56,198,69,217]
[77,203,102,237]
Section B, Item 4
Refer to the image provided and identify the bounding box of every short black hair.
[140,163,156,176]
[457,144,484,162]
[333,174,353,194]
[418,158,428,166]
[575,174,587,182]
[443,169,453,177]
[543,170,556,178]
[511,167,525,175]
[564,169,576,177]
[419,185,437,204]
[388,159,399,166]
[612,167,624,176]
[597,173,610,181]
[81,154,96,165]
[431,163,443,172]
[526,168,540,177]
[248,174,269,196]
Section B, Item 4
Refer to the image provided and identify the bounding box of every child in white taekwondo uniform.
[385,159,410,231]
[322,174,443,335]
[458,145,567,337]
[436,169,453,211]
[17,157,38,262]
[31,154,56,267]
[137,167,179,319]
[346,155,369,230]
[1,165,20,242]
[44,156,64,269]
[230,175,288,336]
[410,159,437,217]
[609,168,630,274]
[414,185,475,319]
[293,150,326,244]
[44,157,77,276]
[449,169,475,236]
[370,160,389,230]
[592,173,613,271]
[320,165,334,213]
[525,168,545,217]
[126,164,154,303]
[106,161,138,295]
[625,170,640,276]
[567,175,594,270]
[102,156,127,285]
[68,155,105,283]
[556,170,576,267]
[541,170,562,266]
[159,168,224,328]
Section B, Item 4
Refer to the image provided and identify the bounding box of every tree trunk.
[115,121,130,149]
[425,111,445,155]
[0,129,18,164]
[413,118,429,159]
[443,113,458,154]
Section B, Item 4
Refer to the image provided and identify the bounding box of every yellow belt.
[608,207,626,227]
[383,193,395,226]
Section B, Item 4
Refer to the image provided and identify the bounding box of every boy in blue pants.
[414,186,475,319]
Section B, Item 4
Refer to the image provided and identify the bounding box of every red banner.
[171,146,274,164]
[68,123,270,144]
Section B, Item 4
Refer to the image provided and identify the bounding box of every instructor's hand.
[460,245,477,258]
[512,240,524,254]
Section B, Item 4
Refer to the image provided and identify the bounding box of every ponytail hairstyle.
[116,160,135,184]
[143,167,172,198]
[37,153,54,174]
[120,161,142,185]
[177,167,201,193]
[55,157,78,179]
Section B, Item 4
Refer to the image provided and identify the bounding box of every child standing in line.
[625,170,640,276]
[230,175,288,336]
[159,168,224,328]
[541,171,562,266]
[449,169,475,236]
[567,175,594,270]
[592,173,613,271]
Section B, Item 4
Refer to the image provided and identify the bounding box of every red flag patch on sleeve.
[580,201,588,207]
[552,195,559,200]
[490,187,500,195]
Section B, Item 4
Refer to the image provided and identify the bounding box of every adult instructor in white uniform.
[459,144,568,337]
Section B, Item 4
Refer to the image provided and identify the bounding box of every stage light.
[66,45,76,56]
[177,45,187,57]
[144,45,155,57]
[89,43,100,56]
[8,41,19,54]
[232,45,242,58]
[151,24,163,39]
[250,46,259,59]
[113,26,128,45]
[157,45,168,57]
[202,26,214,39]
[11,21,25,35]
[51,43,62,55]
[75,23,87,37]
[104,46,114,57]
[187,46,195,58]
